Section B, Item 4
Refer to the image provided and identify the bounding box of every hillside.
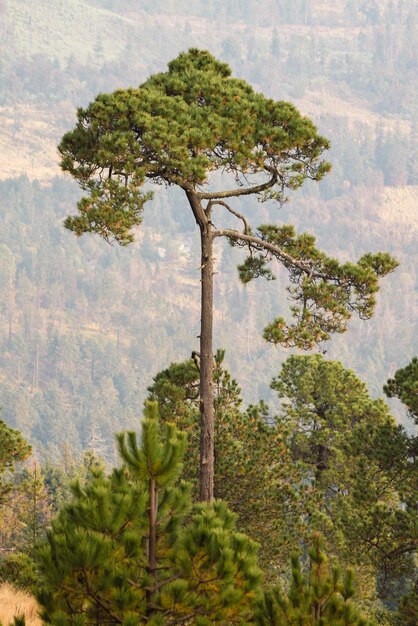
[0,0,416,457]
[1,0,415,180]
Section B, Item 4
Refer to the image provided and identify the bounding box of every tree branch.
[197,172,278,200]
[207,200,250,234]
[213,228,321,276]
[185,190,208,229]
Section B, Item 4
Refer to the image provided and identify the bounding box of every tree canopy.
[147,353,417,601]
[255,533,375,626]
[60,49,331,243]
[59,48,397,351]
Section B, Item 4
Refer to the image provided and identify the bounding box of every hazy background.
[0,0,416,459]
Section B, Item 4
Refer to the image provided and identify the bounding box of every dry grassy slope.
[2,0,396,70]
[0,583,41,626]
[3,0,141,64]
[294,90,411,134]
[0,104,63,181]
[381,186,418,228]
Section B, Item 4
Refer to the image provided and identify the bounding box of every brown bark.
[185,191,215,501]
[147,476,158,612]
[199,226,214,501]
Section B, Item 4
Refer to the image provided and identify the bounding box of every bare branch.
[207,200,250,234]
[197,171,278,200]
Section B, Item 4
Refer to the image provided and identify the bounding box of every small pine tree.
[0,419,31,504]
[254,533,376,626]
[35,402,261,624]
[384,357,418,422]
[18,463,51,554]
[0,423,36,589]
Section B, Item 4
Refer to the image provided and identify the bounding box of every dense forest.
[0,0,416,456]
[0,1,416,624]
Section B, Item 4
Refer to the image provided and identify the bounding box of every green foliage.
[60,48,330,228]
[384,357,418,422]
[397,585,418,626]
[254,533,375,626]
[271,355,417,601]
[271,354,389,478]
[0,552,37,590]
[147,359,200,433]
[60,48,396,351]
[147,353,305,578]
[64,182,152,246]
[35,402,261,624]
[0,419,31,504]
[372,359,418,609]
[147,352,417,599]
[237,254,276,284]
[259,227,398,348]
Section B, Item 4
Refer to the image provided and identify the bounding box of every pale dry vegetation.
[382,185,418,228]
[0,583,41,626]
[0,105,61,182]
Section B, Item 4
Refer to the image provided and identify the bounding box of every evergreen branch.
[385,542,418,560]
[128,574,180,592]
[213,228,317,275]
[166,610,206,625]
[86,592,123,623]
[81,569,123,623]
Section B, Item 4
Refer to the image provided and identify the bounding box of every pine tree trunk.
[186,190,215,502]
[147,476,158,613]
[315,443,328,483]
[199,226,214,501]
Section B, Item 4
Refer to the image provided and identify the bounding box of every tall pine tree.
[59,48,397,500]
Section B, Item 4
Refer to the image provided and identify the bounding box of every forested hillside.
[0,4,417,623]
[0,0,416,459]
